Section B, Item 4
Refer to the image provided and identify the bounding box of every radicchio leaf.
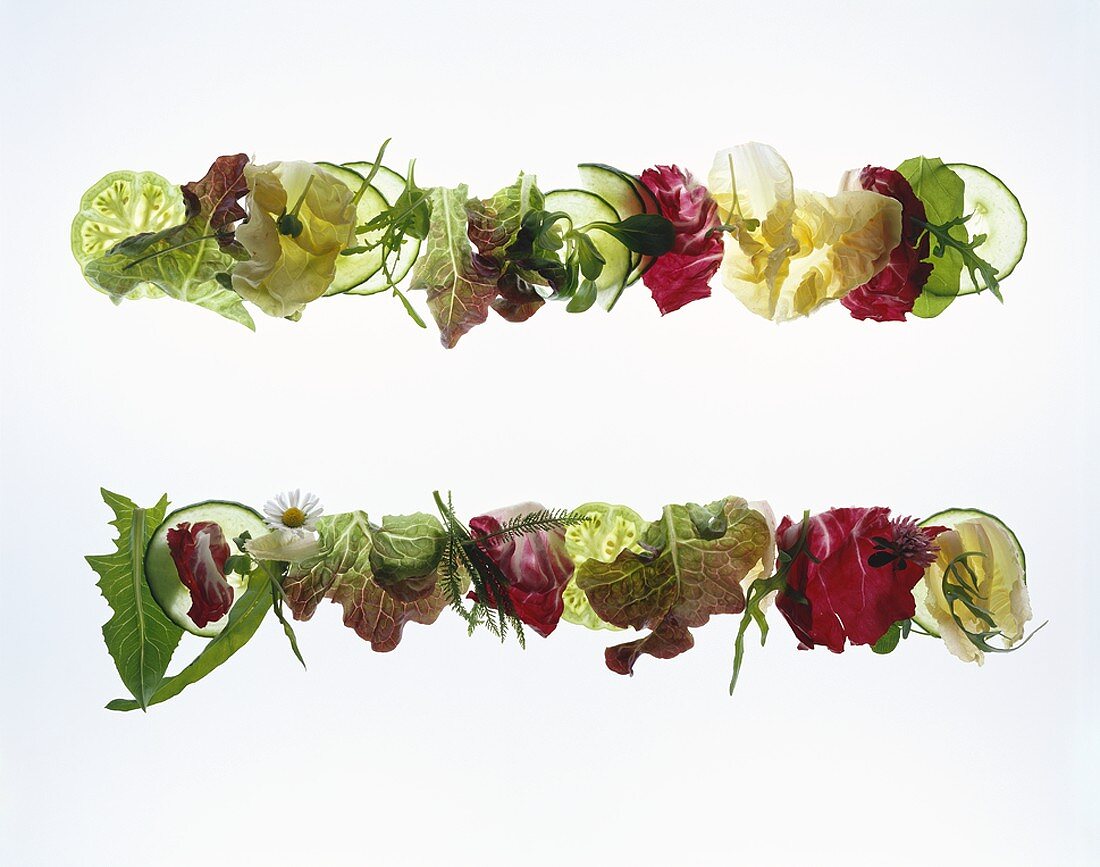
[284,512,447,651]
[576,498,773,674]
[166,521,234,628]
[775,508,943,652]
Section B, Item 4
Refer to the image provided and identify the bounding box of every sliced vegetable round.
[912,508,1026,636]
[577,163,659,295]
[343,161,424,296]
[71,170,187,300]
[947,163,1027,295]
[316,162,390,296]
[544,189,632,310]
[145,501,268,638]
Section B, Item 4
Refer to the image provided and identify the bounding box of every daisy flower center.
[281,507,306,528]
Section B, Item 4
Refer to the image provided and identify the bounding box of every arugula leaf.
[83,155,256,329]
[107,562,274,712]
[87,489,181,710]
[898,156,965,319]
[284,512,448,651]
[409,185,499,347]
[576,497,772,675]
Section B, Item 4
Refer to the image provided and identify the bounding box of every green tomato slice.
[71,170,187,300]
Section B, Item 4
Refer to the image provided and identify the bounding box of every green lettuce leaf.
[576,497,772,674]
[369,512,446,600]
[284,512,448,651]
[409,185,499,347]
[898,156,965,319]
[83,156,255,329]
[107,564,274,712]
[86,489,181,710]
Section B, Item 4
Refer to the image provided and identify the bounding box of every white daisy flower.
[262,489,323,536]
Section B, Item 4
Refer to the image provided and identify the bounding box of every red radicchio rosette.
[166,521,235,628]
[639,165,724,315]
[841,167,933,322]
[468,502,575,637]
[775,508,946,652]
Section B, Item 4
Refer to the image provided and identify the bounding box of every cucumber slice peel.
[577,163,659,293]
[145,500,268,638]
[946,163,1026,295]
[343,161,423,295]
[316,162,389,296]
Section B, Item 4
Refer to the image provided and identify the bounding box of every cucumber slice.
[544,189,632,310]
[315,162,390,296]
[946,163,1027,295]
[71,170,187,300]
[913,508,1026,636]
[343,161,423,295]
[145,501,268,638]
[577,163,660,293]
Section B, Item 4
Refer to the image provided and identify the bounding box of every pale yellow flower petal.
[232,161,356,319]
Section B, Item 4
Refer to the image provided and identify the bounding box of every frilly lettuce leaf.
[561,502,647,631]
[284,512,447,652]
[576,497,772,674]
[410,185,499,347]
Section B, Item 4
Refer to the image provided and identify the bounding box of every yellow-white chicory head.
[232,161,356,319]
[708,142,903,322]
[915,512,1032,665]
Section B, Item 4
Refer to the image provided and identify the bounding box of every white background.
[1,0,1097,863]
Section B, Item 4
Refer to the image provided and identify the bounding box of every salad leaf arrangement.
[87,488,1044,710]
[72,142,1027,346]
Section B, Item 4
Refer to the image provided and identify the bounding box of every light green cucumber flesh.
[145,501,268,638]
[544,188,633,310]
[946,163,1026,296]
[316,162,390,296]
[343,161,423,295]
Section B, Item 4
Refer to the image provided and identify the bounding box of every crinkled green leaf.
[84,221,254,329]
[369,512,445,587]
[576,497,772,674]
[86,489,180,710]
[409,185,499,347]
[898,156,965,319]
[466,173,543,256]
[285,512,448,651]
[107,564,273,712]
